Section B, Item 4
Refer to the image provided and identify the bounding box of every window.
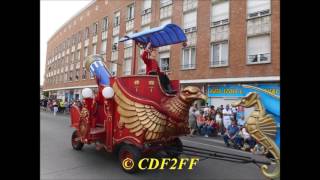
[114,11,120,27]
[247,0,270,15]
[159,52,170,71]
[160,0,172,7]
[102,16,108,31]
[211,24,229,42]
[84,27,89,39]
[141,0,151,25]
[82,67,86,79]
[124,31,133,48]
[123,59,132,75]
[183,11,197,30]
[183,0,197,12]
[71,52,74,62]
[112,36,119,51]
[92,22,98,36]
[211,0,229,26]
[181,47,196,69]
[64,72,67,82]
[160,2,172,19]
[75,69,79,81]
[69,71,73,81]
[211,41,228,67]
[92,44,97,55]
[76,50,80,61]
[84,47,88,57]
[127,4,134,20]
[100,39,107,54]
[78,32,82,43]
[247,35,271,64]
[247,15,270,36]
[142,0,151,11]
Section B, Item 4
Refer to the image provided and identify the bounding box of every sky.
[40,0,92,85]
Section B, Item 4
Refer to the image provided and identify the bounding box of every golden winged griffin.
[113,82,207,141]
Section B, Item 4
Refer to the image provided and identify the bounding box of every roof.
[119,24,187,48]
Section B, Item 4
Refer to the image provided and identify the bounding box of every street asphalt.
[41,111,277,180]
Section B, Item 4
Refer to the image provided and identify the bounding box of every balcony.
[72,45,75,52]
[126,19,134,32]
[77,43,81,49]
[181,64,196,70]
[62,51,65,57]
[67,49,70,54]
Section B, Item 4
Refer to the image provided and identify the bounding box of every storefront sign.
[207,84,280,97]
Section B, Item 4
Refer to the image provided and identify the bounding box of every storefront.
[180,77,280,116]
[207,83,280,107]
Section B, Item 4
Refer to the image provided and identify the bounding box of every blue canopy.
[119,24,187,48]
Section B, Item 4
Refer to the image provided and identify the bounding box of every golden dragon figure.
[232,92,280,179]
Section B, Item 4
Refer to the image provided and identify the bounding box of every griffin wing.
[113,83,168,140]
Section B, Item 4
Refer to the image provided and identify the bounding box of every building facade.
[43,0,280,106]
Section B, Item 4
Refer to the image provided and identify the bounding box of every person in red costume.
[141,42,176,94]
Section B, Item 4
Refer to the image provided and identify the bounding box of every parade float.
[69,24,279,179]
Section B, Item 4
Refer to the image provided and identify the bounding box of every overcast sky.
[40,0,91,85]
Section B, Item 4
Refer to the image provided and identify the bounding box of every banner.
[207,83,280,97]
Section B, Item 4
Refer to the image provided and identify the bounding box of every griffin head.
[232,92,259,108]
[179,86,207,104]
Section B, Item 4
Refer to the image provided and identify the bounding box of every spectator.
[222,105,233,131]
[60,100,65,113]
[52,100,58,116]
[196,111,206,135]
[188,107,197,136]
[236,106,245,126]
[223,120,240,148]
[220,105,224,111]
[215,108,223,134]
[209,105,216,121]
[202,117,218,137]
[64,100,69,114]
[203,103,210,117]
[235,126,256,151]
[231,105,237,121]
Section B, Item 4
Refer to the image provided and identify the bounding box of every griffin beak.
[198,94,207,101]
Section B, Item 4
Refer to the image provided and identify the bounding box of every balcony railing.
[210,60,228,67]
[181,64,196,70]
[247,53,271,64]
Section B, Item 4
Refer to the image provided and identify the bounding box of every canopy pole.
[132,40,136,75]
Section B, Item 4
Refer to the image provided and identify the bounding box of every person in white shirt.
[222,105,233,130]
[203,103,210,117]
